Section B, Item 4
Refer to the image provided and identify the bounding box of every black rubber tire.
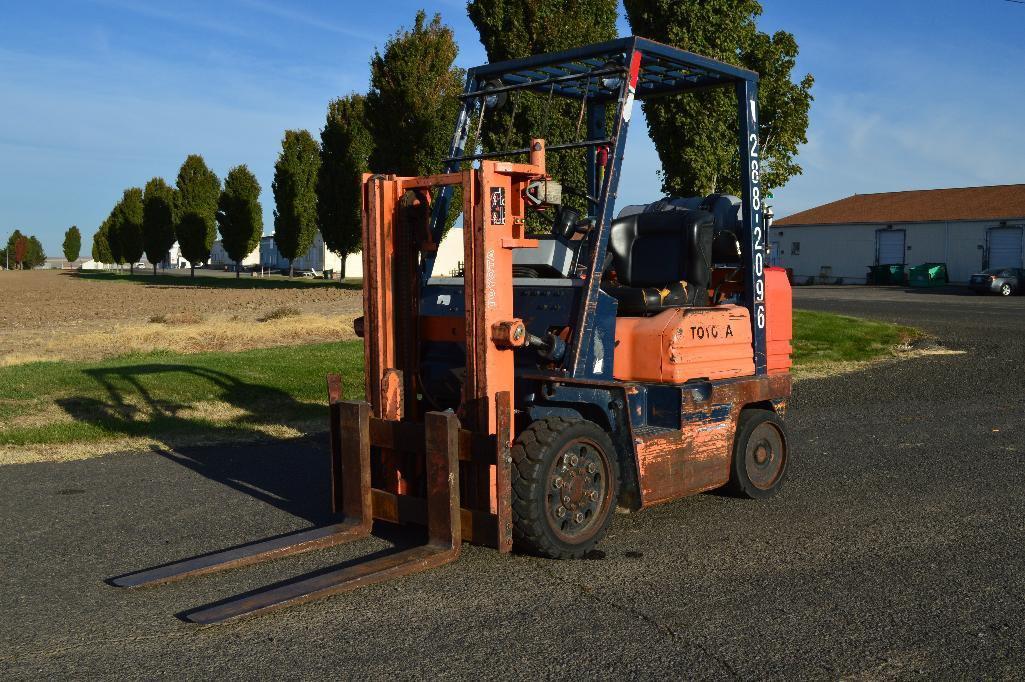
[510,417,619,559]
[723,408,788,499]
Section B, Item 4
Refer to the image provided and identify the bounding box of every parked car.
[969,268,1023,296]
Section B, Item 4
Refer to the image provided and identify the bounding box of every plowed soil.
[0,270,362,364]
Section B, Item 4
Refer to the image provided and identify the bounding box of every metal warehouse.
[771,184,1025,284]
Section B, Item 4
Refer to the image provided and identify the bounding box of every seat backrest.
[607,210,714,288]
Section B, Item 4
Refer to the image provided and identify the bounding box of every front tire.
[724,409,789,499]
[511,417,619,559]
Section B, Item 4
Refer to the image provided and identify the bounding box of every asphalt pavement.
[2,285,1023,679]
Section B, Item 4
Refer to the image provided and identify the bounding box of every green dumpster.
[868,264,906,285]
[908,262,948,288]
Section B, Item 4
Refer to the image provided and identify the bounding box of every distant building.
[209,240,260,269]
[161,241,208,270]
[774,184,1025,284]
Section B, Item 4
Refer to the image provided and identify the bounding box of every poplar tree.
[623,0,813,197]
[143,177,176,276]
[273,130,321,277]
[318,95,373,279]
[92,218,114,264]
[217,164,264,278]
[114,187,145,274]
[62,226,81,264]
[467,0,618,224]
[365,11,465,232]
[175,154,220,277]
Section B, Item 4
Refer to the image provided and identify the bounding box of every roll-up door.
[876,229,906,265]
[988,227,1023,269]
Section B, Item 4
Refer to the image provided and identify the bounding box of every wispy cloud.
[234,0,376,41]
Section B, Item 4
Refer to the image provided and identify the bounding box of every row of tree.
[89,1,812,277]
[1,230,47,269]
[91,156,263,278]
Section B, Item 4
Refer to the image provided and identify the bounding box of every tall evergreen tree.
[273,130,320,277]
[114,187,145,274]
[467,0,618,227]
[217,165,264,278]
[318,95,373,279]
[142,177,176,276]
[624,0,813,197]
[365,11,465,232]
[175,154,220,277]
[62,225,81,264]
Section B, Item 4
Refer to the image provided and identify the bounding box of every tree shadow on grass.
[72,271,362,291]
[57,363,335,523]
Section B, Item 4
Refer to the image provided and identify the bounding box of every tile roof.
[776,184,1025,226]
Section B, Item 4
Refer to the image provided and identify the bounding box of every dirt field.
[0,270,362,365]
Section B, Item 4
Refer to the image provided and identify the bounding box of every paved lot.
[2,286,1023,679]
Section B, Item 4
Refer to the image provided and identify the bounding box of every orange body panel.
[764,267,793,374]
[614,305,756,383]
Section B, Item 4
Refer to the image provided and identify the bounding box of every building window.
[791,242,800,256]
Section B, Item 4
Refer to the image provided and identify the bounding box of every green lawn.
[0,341,364,448]
[792,310,921,366]
[0,311,919,452]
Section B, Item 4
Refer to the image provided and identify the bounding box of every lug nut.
[587,462,597,474]
[569,454,579,466]
[563,495,571,504]
[556,506,566,518]
[589,490,598,501]
[574,512,584,523]
[553,477,563,489]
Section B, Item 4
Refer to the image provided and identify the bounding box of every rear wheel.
[1000,282,1013,296]
[511,417,619,559]
[724,409,788,499]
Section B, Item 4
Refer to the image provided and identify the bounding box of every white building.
[209,240,260,269]
[256,228,465,279]
[773,184,1025,284]
[162,241,205,270]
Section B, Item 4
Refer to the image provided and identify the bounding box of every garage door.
[988,227,1024,269]
[877,229,906,265]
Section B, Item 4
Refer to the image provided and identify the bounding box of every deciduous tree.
[318,95,373,279]
[62,225,81,264]
[4,230,25,269]
[175,154,220,277]
[143,177,176,276]
[365,11,465,233]
[217,165,263,278]
[624,0,813,197]
[91,218,114,265]
[273,130,320,277]
[468,0,618,227]
[26,236,45,269]
[114,187,145,274]
[13,233,28,269]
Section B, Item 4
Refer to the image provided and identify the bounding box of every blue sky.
[2,1,1023,256]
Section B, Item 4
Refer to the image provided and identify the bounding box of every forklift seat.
[604,210,714,315]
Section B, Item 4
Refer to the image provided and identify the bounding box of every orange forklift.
[112,36,792,623]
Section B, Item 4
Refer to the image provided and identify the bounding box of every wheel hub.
[546,439,607,540]
[745,422,785,490]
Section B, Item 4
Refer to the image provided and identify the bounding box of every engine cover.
[613,305,755,383]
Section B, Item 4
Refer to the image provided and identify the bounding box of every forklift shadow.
[56,363,335,523]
